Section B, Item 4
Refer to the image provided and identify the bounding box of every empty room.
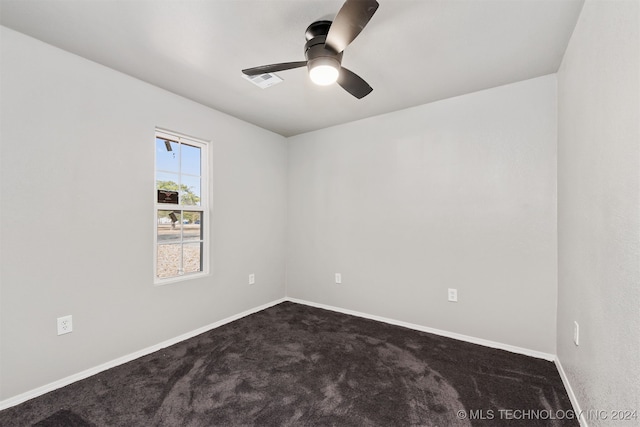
[0,0,638,426]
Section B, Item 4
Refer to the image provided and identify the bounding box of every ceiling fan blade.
[242,61,307,76]
[325,0,379,54]
[337,67,372,99]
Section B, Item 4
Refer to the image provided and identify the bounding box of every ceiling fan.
[242,0,379,99]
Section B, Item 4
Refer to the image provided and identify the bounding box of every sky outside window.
[155,137,201,205]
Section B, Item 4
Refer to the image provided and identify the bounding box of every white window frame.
[154,128,210,285]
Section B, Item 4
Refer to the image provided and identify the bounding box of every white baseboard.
[0,296,561,411]
[0,297,286,411]
[285,297,556,361]
[555,358,588,427]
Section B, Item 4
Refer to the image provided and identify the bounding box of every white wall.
[287,75,558,354]
[557,0,640,423]
[0,27,287,400]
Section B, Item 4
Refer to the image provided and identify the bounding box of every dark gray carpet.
[0,302,578,426]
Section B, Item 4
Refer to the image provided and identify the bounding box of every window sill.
[154,271,210,286]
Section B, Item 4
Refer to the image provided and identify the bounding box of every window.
[154,129,208,283]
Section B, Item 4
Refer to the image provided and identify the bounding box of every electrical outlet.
[57,315,73,335]
[448,288,458,302]
[335,273,342,284]
[249,274,255,285]
[573,321,579,346]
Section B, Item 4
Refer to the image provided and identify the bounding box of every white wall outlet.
[448,288,458,302]
[573,321,579,346]
[57,315,73,335]
[335,273,342,284]
[249,274,255,285]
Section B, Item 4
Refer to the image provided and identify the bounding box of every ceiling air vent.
[242,72,283,89]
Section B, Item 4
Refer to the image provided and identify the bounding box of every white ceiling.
[0,0,584,137]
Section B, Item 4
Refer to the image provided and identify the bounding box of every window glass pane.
[181,143,201,176]
[157,210,181,243]
[182,211,202,241]
[156,172,181,194]
[157,244,182,279]
[156,138,179,172]
[180,175,201,206]
[183,243,202,274]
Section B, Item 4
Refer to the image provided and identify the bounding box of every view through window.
[155,130,208,282]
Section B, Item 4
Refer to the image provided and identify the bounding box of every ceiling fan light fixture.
[308,58,340,86]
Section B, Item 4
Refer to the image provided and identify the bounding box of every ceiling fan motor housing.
[304,21,343,71]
